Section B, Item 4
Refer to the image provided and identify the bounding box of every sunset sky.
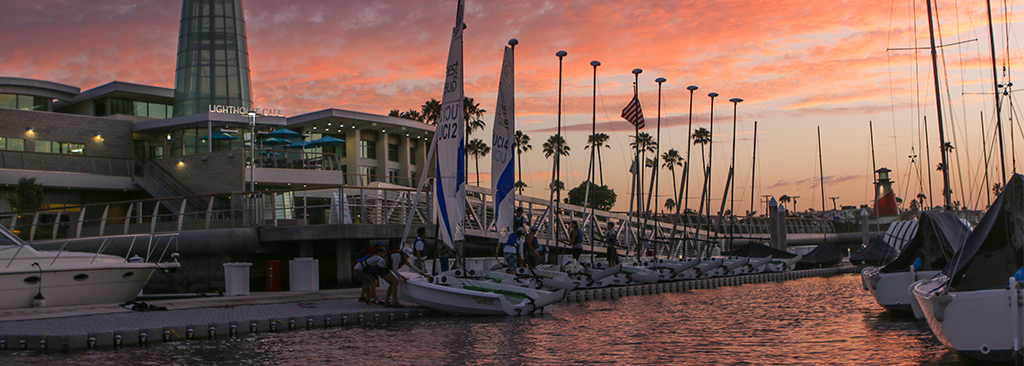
[2,0,1022,213]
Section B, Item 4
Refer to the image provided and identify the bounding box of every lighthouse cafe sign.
[208,104,285,118]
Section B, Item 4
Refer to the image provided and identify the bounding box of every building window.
[359,140,376,159]
[96,97,172,118]
[360,166,377,184]
[388,169,400,184]
[34,140,84,155]
[409,145,418,166]
[388,143,400,162]
[0,93,47,111]
[0,137,25,151]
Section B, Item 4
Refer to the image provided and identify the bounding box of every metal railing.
[0,150,132,176]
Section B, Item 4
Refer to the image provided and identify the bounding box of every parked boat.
[0,225,180,309]
[862,210,968,317]
[912,174,1024,362]
[849,236,898,266]
[796,242,843,269]
[400,275,564,316]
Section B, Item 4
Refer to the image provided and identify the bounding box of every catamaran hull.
[863,267,939,315]
[913,276,1024,362]
[399,277,564,316]
[0,264,168,309]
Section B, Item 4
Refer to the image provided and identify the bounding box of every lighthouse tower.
[874,168,898,215]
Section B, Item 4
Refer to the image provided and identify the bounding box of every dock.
[0,266,860,352]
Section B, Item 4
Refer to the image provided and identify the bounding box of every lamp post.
[727,97,742,247]
[648,76,666,258]
[550,50,567,256]
[248,112,257,193]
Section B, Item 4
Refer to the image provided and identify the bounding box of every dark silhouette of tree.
[466,138,490,186]
[514,130,532,194]
[566,181,617,211]
[585,133,611,185]
[6,177,44,211]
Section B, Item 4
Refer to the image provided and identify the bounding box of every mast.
[982,111,992,207]
[641,78,666,257]
[869,120,877,174]
[587,60,600,259]
[749,121,758,229]
[925,0,952,208]
[436,0,467,269]
[986,0,1007,184]
[818,126,826,213]
[491,38,517,257]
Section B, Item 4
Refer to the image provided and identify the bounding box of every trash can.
[289,257,319,291]
[223,262,252,296]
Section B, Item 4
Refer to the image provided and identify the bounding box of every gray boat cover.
[796,242,843,269]
[849,236,897,266]
[946,174,1024,292]
[880,210,969,273]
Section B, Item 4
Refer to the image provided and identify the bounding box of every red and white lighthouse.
[874,168,898,215]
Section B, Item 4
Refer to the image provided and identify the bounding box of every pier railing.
[0,182,836,256]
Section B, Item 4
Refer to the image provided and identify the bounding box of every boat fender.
[933,294,953,322]
[468,269,477,277]
[453,269,464,277]
[439,276,448,284]
[869,274,881,290]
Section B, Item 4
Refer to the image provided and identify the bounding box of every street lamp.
[683,85,698,217]
[248,112,257,193]
[550,50,568,253]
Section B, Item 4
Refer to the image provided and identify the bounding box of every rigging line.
[886,38,980,50]
[954,0,977,208]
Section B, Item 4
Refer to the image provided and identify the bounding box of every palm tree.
[421,99,441,125]
[466,138,490,186]
[543,135,570,198]
[514,180,528,194]
[585,133,611,185]
[778,194,791,207]
[464,97,486,135]
[388,109,402,117]
[661,149,683,211]
[542,135,570,160]
[664,198,676,212]
[629,132,657,154]
[514,130,532,193]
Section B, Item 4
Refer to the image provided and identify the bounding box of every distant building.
[0,0,433,212]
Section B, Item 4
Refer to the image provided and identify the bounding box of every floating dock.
[0,266,859,352]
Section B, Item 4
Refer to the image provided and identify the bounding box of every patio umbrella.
[267,128,302,138]
[306,135,346,148]
[199,131,239,141]
[284,140,309,149]
[261,136,293,145]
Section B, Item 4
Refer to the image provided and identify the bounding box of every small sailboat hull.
[913,276,1023,362]
[400,276,564,316]
[863,267,939,314]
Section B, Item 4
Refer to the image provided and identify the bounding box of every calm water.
[5,274,982,365]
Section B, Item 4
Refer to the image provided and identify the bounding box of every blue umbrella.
[307,135,347,148]
[199,131,238,141]
[268,128,302,138]
[284,140,309,149]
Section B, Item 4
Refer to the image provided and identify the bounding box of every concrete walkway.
[0,288,430,352]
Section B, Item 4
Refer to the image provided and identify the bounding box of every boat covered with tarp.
[796,242,843,269]
[849,237,898,266]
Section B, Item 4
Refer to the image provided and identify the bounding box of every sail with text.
[435,0,467,248]
[491,44,515,244]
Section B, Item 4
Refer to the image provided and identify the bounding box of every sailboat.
[861,210,968,317]
[398,1,563,315]
[912,174,1024,361]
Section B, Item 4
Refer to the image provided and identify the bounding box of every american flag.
[621,94,645,129]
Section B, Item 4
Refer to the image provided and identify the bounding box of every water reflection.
[4,275,976,365]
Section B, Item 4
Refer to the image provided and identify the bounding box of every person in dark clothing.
[570,221,583,262]
[604,222,620,266]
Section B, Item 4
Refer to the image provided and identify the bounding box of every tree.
[629,132,657,154]
[661,149,683,212]
[566,181,617,211]
[464,97,486,135]
[421,99,441,125]
[389,109,423,121]
[778,195,791,207]
[664,198,676,212]
[514,130,532,194]
[550,180,565,193]
[6,177,44,211]
[993,183,1003,197]
[514,180,528,194]
[466,138,490,186]
[585,133,611,185]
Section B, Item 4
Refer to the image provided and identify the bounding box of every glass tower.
[173,0,253,117]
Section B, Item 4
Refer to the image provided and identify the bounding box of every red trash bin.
[266,260,282,291]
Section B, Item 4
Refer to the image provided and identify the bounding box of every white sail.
[435,0,466,247]
[491,45,515,243]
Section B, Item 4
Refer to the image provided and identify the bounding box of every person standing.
[497,227,525,274]
[570,221,583,262]
[524,227,541,270]
[514,207,530,233]
[412,227,428,271]
[604,222,620,267]
[438,243,451,273]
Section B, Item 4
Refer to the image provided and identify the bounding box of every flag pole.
[631,68,642,261]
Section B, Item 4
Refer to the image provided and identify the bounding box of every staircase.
[132,158,204,216]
